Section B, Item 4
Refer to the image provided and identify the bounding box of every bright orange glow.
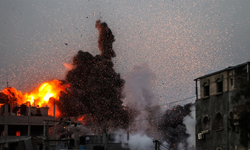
[16,131,20,136]
[77,115,86,125]
[1,79,69,117]
[78,116,84,121]
[63,63,74,70]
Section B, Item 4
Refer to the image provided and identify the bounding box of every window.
[216,78,223,93]
[202,116,210,131]
[8,125,28,136]
[16,131,20,136]
[229,111,234,126]
[212,112,223,130]
[230,76,233,86]
[203,82,209,97]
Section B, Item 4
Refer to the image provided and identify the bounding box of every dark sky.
[0,0,249,105]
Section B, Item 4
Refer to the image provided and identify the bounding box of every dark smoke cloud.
[58,20,129,129]
[157,103,193,150]
[95,20,116,59]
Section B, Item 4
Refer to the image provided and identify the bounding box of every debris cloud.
[59,20,129,129]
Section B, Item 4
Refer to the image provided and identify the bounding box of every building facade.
[0,103,54,150]
[194,62,250,150]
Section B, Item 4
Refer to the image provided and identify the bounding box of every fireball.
[1,79,69,117]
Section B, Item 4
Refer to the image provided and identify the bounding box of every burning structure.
[0,80,66,150]
[194,61,250,150]
[0,103,54,150]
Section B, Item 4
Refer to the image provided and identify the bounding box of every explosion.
[0,20,129,129]
[0,20,195,149]
[58,20,129,129]
[0,79,69,116]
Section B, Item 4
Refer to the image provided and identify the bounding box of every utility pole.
[103,127,108,150]
[43,121,49,150]
[53,98,56,139]
[153,140,169,150]
[153,140,159,150]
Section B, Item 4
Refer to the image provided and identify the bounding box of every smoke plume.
[113,64,195,150]
[58,20,129,129]
[113,64,157,150]
[158,103,193,150]
[183,106,196,149]
[95,20,116,59]
[122,64,157,133]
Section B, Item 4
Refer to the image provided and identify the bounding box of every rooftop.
[194,61,250,81]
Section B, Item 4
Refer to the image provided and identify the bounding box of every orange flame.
[77,115,86,125]
[1,79,69,117]
[63,63,74,70]
[24,80,67,106]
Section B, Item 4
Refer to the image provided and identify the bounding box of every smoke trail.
[113,64,157,150]
[183,106,196,149]
[95,20,116,59]
[122,63,157,133]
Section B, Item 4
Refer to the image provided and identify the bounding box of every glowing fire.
[1,79,69,117]
[78,115,85,121]
[77,115,86,125]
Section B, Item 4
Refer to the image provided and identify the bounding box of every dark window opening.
[202,116,210,131]
[9,142,18,150]
[37,144,43,150]
[31,126,44,136]
[204,85,209,97]
[0,125,4,136]
[230,78,233,86]
[217,80,223,93]
[212,113,223,130]
[8,125,28,136]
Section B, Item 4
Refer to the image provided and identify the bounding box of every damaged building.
[194,61,250,150]
[0,103,55,150]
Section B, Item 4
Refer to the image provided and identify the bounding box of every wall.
[196,91,229,150]
[195,65,250,150]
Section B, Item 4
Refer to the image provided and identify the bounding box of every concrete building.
[194,62,250,150]
[0,103,54,150]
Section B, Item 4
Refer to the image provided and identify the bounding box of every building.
[0,103,54,150]
[194,61,250,150]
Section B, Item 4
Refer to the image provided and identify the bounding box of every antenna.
[6,71,8,88]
